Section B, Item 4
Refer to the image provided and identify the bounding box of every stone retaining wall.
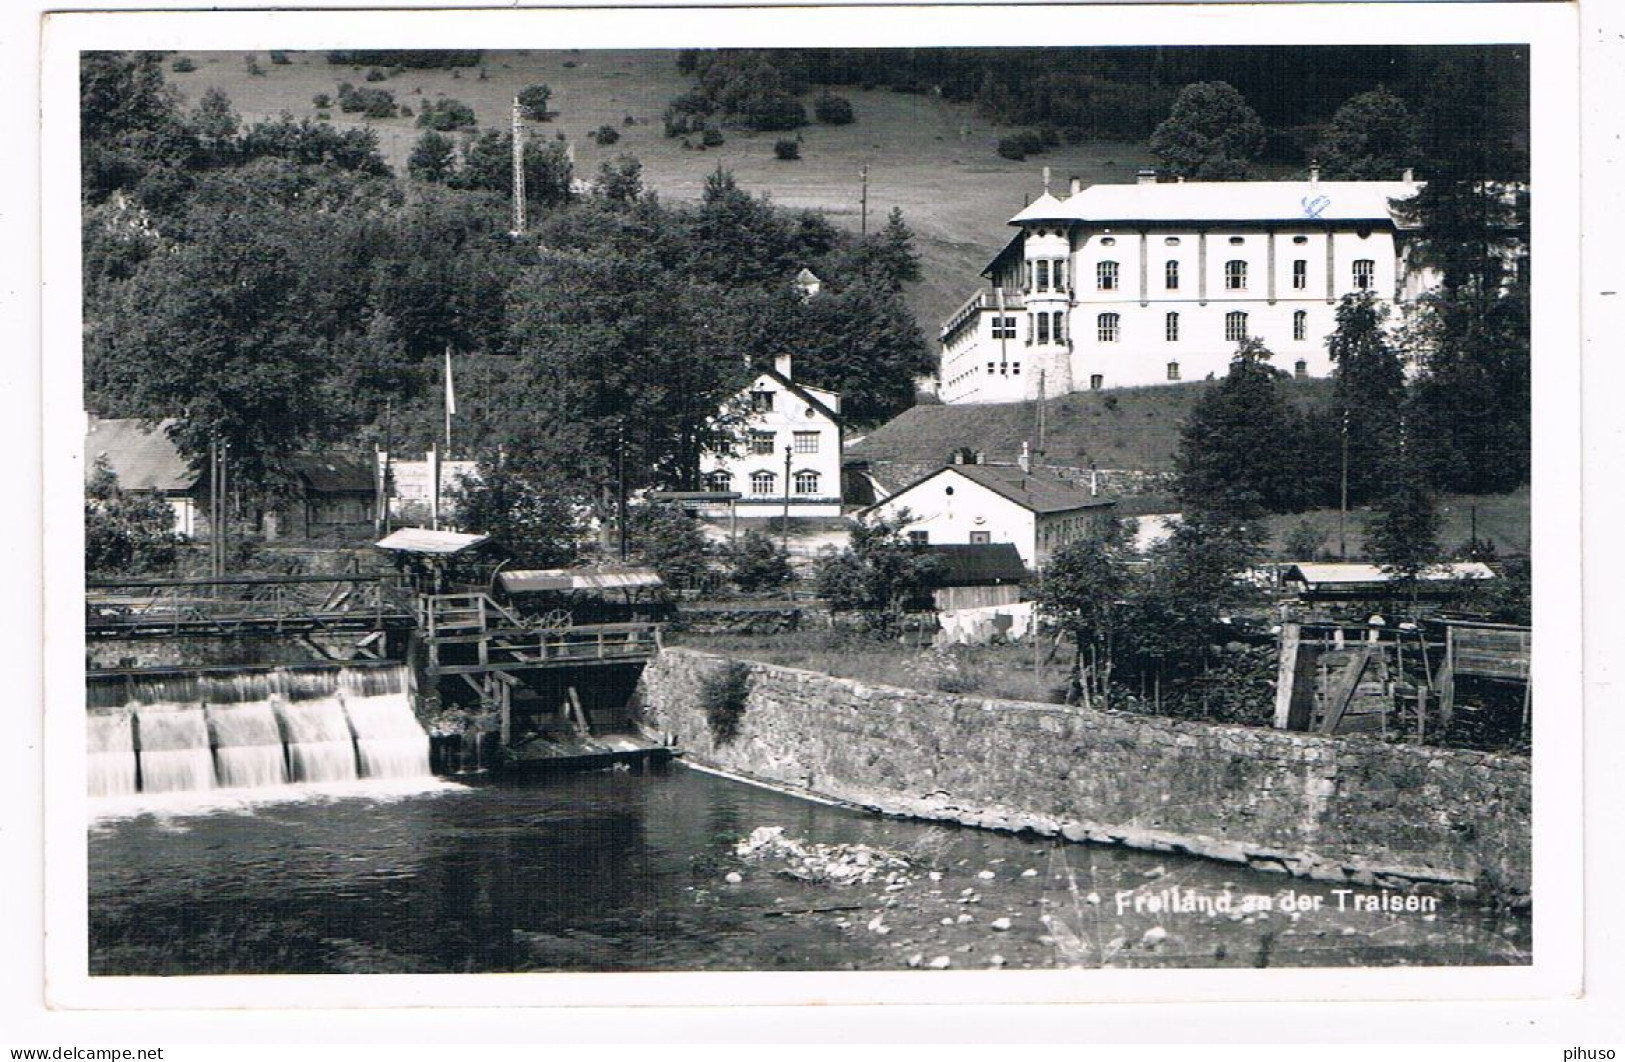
[638,649,1531,901]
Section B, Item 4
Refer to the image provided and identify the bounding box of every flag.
[444,347,457,417]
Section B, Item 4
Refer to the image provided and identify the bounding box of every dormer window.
[751,390,774,412]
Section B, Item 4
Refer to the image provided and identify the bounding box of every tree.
[85,457,181,576]
[1327,291,1407,505]
[773,139,801,161]
[450,454,585,568]
[516,84,553,122]
[814,510,944,621]
[407,130,457,183]
[416,96,477,132]
[1315,86,1419,181]
[1174,338,1308,517]
[1148,81,1265,180]
[1037,519,1135,707]
[451,130,574,208]
[1365,476,1441,607]
[729,529,794,592]
[627,504,714,589]
[596,155,644,205]
[813,92,855,125]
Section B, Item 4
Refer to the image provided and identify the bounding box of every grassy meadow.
[166,48,1154,332]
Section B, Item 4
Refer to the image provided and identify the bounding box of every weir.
[85,663,430,798]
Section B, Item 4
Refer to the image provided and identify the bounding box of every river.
[88,764,1529,974]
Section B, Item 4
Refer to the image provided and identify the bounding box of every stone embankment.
[638,649,1531,903]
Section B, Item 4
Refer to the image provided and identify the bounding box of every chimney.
[1403,167,1415,189]
[775,353,793,379]
[1042,166,1051,194]
[1309,162,1320,189]
[1069,176,1082,197]
[973,449,985,465]
[1137,168,1156,186]
[1018,441,1031,474]
[1089,468,1099,497]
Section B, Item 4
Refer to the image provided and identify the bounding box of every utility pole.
[781,446,793,553]
[510,95,526,237]
[1339,409,1350,560]
[618,419,629,562]
[859,164,869,237]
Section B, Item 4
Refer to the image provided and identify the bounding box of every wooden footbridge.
[86,573,418,640]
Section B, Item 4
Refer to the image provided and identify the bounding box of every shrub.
[312,92,332,110]
[244,54,264,77]
[699,660,752,746]
[592,124,621,146]
[170,57,197,74]
[813,92,854,125]
[365,67,388,82]
[997,129,1048,161]
[517,84,553,122]
[269,51,292,65]
[773,138,801,161]
[416,95,477,132]
[337,82,398,119]
[742,91,807,132]
[729,530,794,592]
[701,127,725,148]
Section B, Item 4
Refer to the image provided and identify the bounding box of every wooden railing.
[431,622,664,675]
[86,574,415,637]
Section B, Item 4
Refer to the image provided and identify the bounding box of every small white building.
[940,168,1439,402]
[700,354,844,519]
[861,459,1115,569]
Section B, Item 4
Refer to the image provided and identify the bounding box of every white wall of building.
[700,370,843,519]
[866,468,1038,564]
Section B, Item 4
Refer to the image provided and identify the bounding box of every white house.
[700,354,844,519]
[861,458,1115,569]
[939,168,1433,402]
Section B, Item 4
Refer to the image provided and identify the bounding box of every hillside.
[849,378,1336,476]
[166,48,1154,333]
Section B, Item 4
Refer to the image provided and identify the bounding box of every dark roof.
[84,418,197,493]
[922,544,1027,586]
[289,454,375,494]
[941,463,1114,515]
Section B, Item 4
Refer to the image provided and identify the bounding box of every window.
[1164,237,1182,246]
[987,362,996,375]
[1292,235,1309,245]
[1293,309,1308,341]
[1024,262,1034,292]
[1053,259,1068,290]
[1225,311,1249,342]
[1099,237,1116,247]
[908,530,929,545]
[1228,236,1245,246]
[1037,313,1050,344]
[1165,312,1179,342]
[1165,260,1180,290]
[705,471,732,493]
[1225,260,1248,290]
[1052,311,1065,343]
[1292,259,1307,289]
[1167,361,1181,381]
[1035,260,1050,292]
[750,470,776,495]
[1353,259,1376,290]
[1097,313,1120,342]
[794,470,820,495]
[1294,360,1308,379]
[1011,364,1021,375]
[970,530,991,544]
[991,315,1017,339]
[1089,374,1104,391]
[1097,261,1119,290]
[750,390,774,412]
[750,431,775,456]
[793,431,819,454]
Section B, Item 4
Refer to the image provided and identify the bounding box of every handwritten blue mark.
[1302,194,1332,219]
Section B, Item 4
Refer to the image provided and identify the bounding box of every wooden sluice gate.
[1273,618,1531,741]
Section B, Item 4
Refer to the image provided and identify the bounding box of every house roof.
[374,527,491,556]
[757,365,843,427]
[874,463,1114,517]
[922,543,1027,586]
[500,567,664,594]
[1008,179,1421,227]
[1284,561,1495,585]
[288,454,374,494]
[84,418,196,493]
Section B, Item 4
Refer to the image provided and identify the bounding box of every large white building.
[699,354,845,519]
[939,169,1429,402]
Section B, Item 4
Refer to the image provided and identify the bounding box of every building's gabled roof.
[922,543,1028,586]
[756,365,843,428]
[1011,179,1421,228]
[374,528,491,555]
[872,462,1114,517]
[288,454,375,494]
[84,417,197,493]
[500,567,664,594]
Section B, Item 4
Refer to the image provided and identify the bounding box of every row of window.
[749,430,821,456]
[1026,258,1068,293]
[1095,310,1310,344]
[704,469,823,496]
[1083,258,1376,293]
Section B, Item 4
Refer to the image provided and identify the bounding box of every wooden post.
[1437,627,1457,730]
[1273,621,1301,729]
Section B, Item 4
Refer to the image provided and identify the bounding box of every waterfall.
[133,706,216,794]
[207,701,288,789]
[276,696,360,784]
[86,710,137,798]
[88,664,430,796]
